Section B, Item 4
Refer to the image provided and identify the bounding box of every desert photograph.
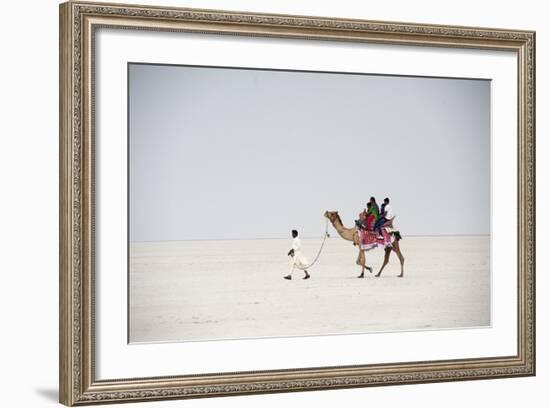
[128,63,491,343]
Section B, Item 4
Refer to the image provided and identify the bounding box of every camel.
[324,210,405,278]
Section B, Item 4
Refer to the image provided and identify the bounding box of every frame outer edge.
[60,1,76,406]
[60,1,536,404]
[518,31,535,375]
[532,31,536,376]
[527,31,536,375]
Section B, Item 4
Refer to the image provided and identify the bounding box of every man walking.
[284,229,311,280]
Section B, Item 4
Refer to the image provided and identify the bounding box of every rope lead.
[295,218,330,270]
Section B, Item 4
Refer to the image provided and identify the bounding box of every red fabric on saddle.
[358,228,393,251]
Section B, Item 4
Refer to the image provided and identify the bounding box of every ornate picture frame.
[59,1,535,405]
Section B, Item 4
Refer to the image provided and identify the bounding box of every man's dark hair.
[384,197,390,204]
[370,196,376,202]
[292,229,298,237]
[366,202,372,208]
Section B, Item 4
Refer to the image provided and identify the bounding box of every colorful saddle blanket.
[358,228,394,251]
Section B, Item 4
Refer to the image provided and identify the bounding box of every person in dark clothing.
[375,197,393,238]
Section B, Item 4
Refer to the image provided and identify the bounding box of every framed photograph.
[59,1,536,405]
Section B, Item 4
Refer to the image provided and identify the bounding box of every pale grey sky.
[129,63,490,241]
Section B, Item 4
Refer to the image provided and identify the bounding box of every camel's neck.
[329,217,356,242]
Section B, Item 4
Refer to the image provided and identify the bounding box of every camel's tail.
[392,231,402,241]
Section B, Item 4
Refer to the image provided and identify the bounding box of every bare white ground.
[129,236,490,343]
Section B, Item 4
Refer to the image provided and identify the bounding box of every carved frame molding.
[59,1,535,405]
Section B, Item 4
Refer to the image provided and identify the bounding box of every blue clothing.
[375,217,388,236]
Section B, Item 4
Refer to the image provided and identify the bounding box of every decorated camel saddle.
[358,228,394,251]
[358,219,395,251]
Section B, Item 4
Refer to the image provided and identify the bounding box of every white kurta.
[289,237,309,274]
[384,204,395,220]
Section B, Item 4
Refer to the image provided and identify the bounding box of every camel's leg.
[354,232,372,278]
[375,247,392,277]
[356,249,365,278]
[356,249,372,278]
[392,241,405,277]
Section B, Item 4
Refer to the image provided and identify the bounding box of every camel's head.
[324,211,338,221]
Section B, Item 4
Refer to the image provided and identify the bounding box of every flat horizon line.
[130,233,490,244]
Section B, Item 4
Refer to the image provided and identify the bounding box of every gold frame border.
[59,1,536,405]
